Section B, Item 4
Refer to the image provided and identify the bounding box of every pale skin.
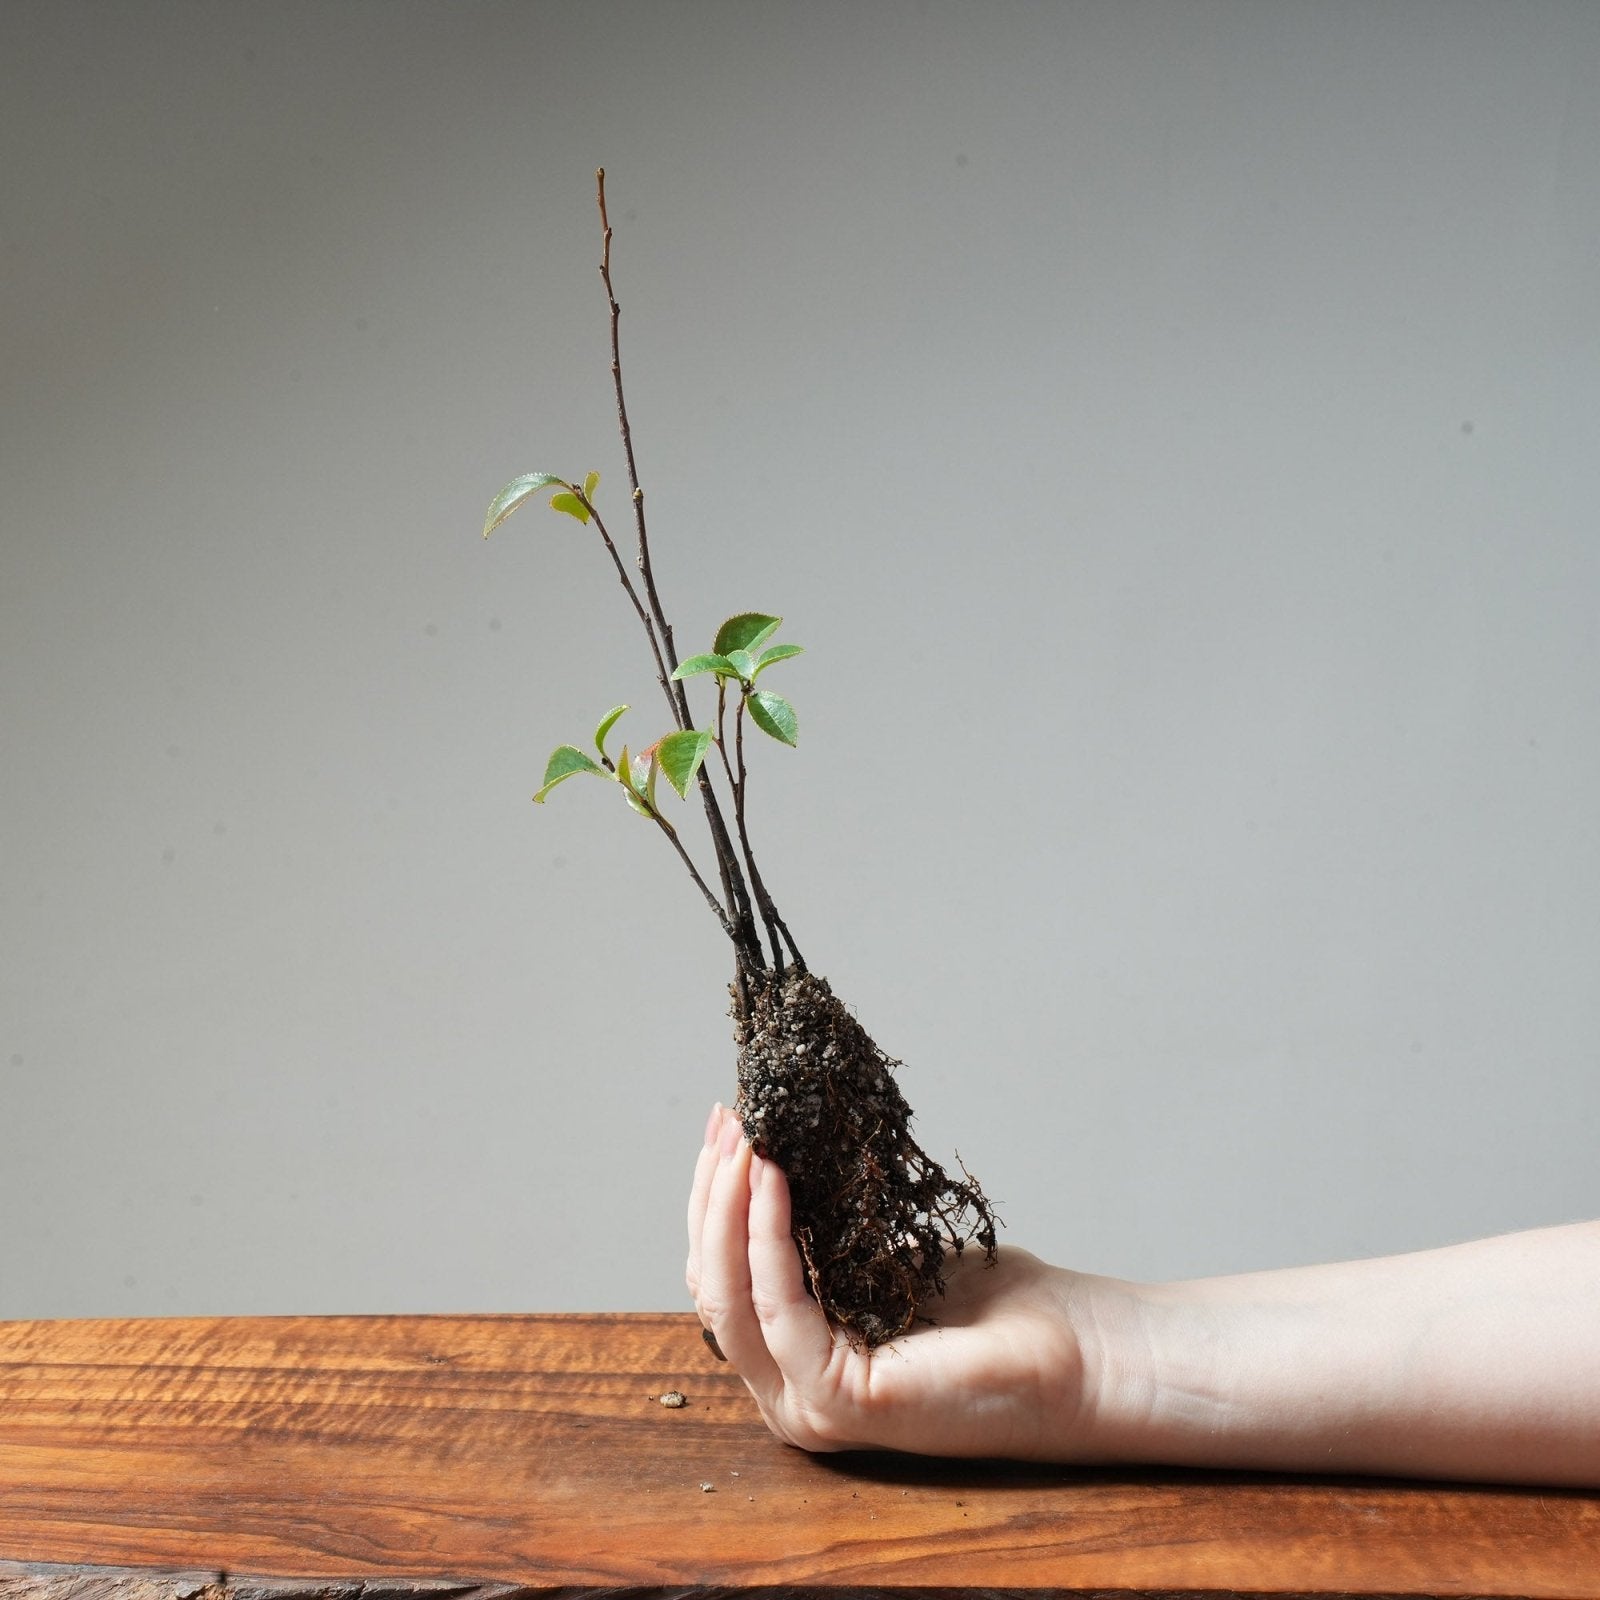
[687,1103,1600,1488]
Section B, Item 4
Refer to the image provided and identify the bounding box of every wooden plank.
[1,1313,1597,1597]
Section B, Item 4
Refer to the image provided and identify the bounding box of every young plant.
[483,171,996,1346]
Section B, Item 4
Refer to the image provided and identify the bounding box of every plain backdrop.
[3,0,1597,1320]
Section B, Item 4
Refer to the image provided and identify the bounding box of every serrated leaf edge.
[714,612,782,656]
[747,690,798,747]
[657,727,714,799]
[533,743,605,803]
[753,643,804,678]
[594,704,629,762]
[671,653,735,681]
[484,472,567,538]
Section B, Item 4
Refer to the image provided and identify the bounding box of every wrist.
[1047,1268,1174,1465]
[1079,1276,1260,1469]
[1077,1272,1387,1474]
[1074,1253,1524,1480]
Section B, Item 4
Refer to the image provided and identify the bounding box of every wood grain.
[1,1313,1597,1598]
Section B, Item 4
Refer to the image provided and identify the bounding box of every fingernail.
[749,1151,767,1191]
[718,1113,743,1161]
[703,1102,723,1149]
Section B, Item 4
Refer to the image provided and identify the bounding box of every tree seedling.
[483,171,996,1346]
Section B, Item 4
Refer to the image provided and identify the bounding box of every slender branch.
[596,169,688,720]
[593,168,763,970]
[579,490,765,963]
[579,494,684,730]
[774,900,806,972]
[719,680,802,972]
[696,766,759,961]
[732,697,783,971]
[709,679,766,962]
[715,677,737,793]
[733,695,806,973]
[647,809,749,955]
[613,753,758,968]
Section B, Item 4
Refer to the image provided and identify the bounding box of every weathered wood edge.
[0,1565,1547,1600]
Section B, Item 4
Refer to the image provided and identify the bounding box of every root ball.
[733,968,999,1347]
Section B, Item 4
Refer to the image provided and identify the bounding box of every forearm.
[1082,1221,1600,1487]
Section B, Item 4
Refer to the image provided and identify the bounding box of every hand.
[689,1102,1600,1483]
[685,1102,1103,1459]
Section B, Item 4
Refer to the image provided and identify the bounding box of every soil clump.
[733,967,1000,1347]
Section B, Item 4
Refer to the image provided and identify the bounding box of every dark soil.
[732,967,999,1347]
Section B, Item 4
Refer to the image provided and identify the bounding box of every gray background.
[3,0,1596,1321]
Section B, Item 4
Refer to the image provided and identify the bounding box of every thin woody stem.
[596,169,688,723]
[731,696,782,971]
[584,485,756,964]
[721,681,801,972]
[734,695,806,973]
[715,678,737,795]
[648,809,744,950]
[594,167,763,969]
[578,494,683,730]
[697,769,759,964]
[710,679,767,965]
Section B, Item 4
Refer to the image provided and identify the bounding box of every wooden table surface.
[1,1312,1597,1599]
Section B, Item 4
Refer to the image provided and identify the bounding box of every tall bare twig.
[594,168,764,972]
[598,172,777,972]
[575,494,679,726]
[733,695,806,973]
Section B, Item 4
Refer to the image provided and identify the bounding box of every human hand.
[685,1102,1106,1459]
[691,1102,1600,1483]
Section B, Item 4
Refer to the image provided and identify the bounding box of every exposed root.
[732,968,999,1347]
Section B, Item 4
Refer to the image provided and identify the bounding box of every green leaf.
[714,612,781,655]
[583,470,600,500]
[636,745,663,813]
[725,648,757,683]
[549,490,590,524]
[533,743,604,802]
[657,728,714,799]
[754,643,804,677]
[622,744,662,814]
[484,473,566,537]
[671,653,734,681]
[747,690,798,747]
[593,704,628,762]
[616,746,653,816]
